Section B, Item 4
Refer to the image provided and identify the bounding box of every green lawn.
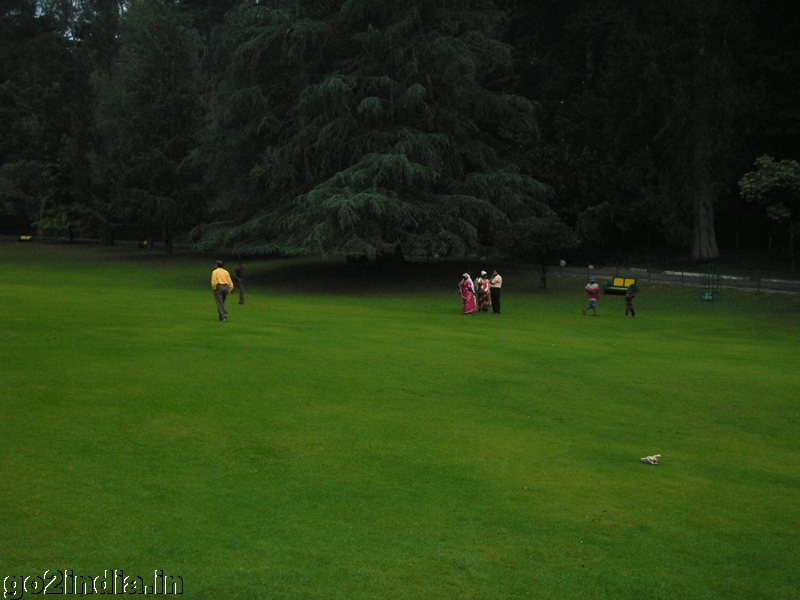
[1,241,799,599]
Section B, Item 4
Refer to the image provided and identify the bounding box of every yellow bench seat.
[603,277,638,294]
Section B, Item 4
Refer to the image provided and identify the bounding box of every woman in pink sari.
[459,273,477,315]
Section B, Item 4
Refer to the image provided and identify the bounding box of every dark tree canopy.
[520,0,758,260]
[1,0,799,264]
[90,0,204,250]
[192,0,552,257]
[0,0,73,232]
[495,216,580,287]
[739,156,800,269]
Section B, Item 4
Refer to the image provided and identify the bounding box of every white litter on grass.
[640,454,661,465]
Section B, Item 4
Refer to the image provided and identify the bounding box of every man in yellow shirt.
[211,260,234,321]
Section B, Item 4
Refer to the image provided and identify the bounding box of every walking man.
[490,270,502,314]
[211,260,234,321]
[233,262,246,305]
[583,276,599,316]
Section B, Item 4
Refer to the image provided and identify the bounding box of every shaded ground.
[250,257,800,297]
[5,236,798,294]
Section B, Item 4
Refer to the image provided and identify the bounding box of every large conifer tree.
[195,0,551,256]
[0,0,74,234]
[91,0,203,250]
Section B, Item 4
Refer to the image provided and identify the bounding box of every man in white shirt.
[490,270,502,314]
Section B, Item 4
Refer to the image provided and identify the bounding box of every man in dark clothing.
[233,263,245,305]
[490,270,502,314]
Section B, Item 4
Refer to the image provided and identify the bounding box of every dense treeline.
[1,0,798,262]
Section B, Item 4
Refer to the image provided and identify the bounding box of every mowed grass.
[1,241,799,600]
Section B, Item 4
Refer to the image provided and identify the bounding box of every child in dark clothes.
[625,289,636,317]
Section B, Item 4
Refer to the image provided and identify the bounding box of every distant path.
[405,255,800,294]
[558,266,800,294]
[5,238,797,294]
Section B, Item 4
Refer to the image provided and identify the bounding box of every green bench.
[603,277,638,294]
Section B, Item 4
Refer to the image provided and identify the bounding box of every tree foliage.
[0,0,73,233]
[193,0,552,257]
[1,0,799,261]
[739,155,800,268]
[495,216,580,287]
[91,0,204,249]
[517,0,759,260]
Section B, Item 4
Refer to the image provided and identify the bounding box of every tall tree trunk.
[538,264,548,288]
[691,176,720,260]
[690,41,720,261]
[164,222,173,255]
[101,229,115,246]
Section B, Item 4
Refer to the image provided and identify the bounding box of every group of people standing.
[459,270,502,315]
[458,272,637,318]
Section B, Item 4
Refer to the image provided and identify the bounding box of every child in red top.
[583,277,599,316]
